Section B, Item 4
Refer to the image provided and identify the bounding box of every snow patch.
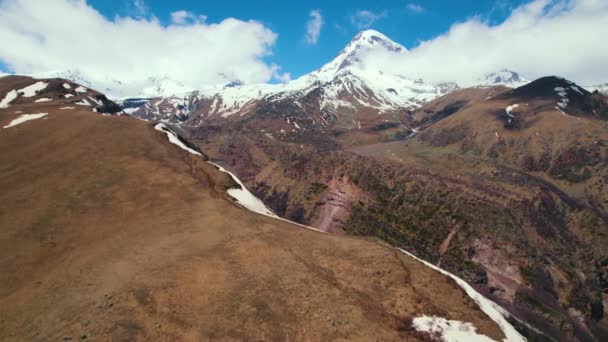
[0,90,18,108]
[75,99,91,106]
[75,86,87,93]
[88,96,103,106]
[555,106,569,116]
[3,113,48,129]
[398,248,525,342]
[412,316,496,342]
[122,107,139,114]
[505,104,519,118]
[60,106,75,110]
[554,87,569,109]
[154,123,203,156]
[34,98,52,103]
[570,85,583,95]
[63,83,71,90]
[154,123,282,219]
[65,94,74,98]
[208,162,277,217]
[18,81,48,97]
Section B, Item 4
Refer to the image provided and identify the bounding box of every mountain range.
[1,29,608,341]
[0,73,524,341]
[36,31,526,120]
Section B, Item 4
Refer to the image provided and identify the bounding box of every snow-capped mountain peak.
[31,30,470,125]
[120,30,463,125]
[338,29,407,61]
[311,30,408,82]
[479,69,528,88]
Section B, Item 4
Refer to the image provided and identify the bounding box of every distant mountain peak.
[312,30,408,80]
[478,69,528,88]
[585,82,608,96]
[349,30,407,53]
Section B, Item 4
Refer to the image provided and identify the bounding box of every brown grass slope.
[189,78,608,341]
[351,78,608,340]
[0,96,504,340]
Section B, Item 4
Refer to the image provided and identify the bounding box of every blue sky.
[2,0,607,87]
[86,0,530,78]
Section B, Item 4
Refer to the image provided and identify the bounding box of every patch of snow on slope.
[208,162,277,217]
[18,81,48,97]
[554,87,569,109]
[75,86,87,93]
[122,107,139,114]
[154,123,279,217]
[505,104,519,117]
[60,107,75,110]
[75,99,90,106]
[63,83,71,89]
[88,96,103,106]
[412,316,496,342]
[570,85,583,95]
[3,113,48,129]
[34,98,52,103]
[0,90,18,108]
[65,94,74,98]
[154,123,202,156]
[398,248,525,342]
[555,106,569,116]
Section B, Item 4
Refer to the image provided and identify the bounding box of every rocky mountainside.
[478,70,529,88]
[183,75,608,341]
[0,75,529,341]
[18,31,532,150]
[118,31,532,150]
[587,83,608,96]
[5,28,608,340]
[120,30,455,129]
[0,75,122,115]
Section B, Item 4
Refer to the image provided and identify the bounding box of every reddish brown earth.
[0,78,505,341]
[186,77,608,341]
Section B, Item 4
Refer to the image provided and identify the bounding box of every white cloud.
[305,9,323,45]
[171,10,206,25]
[406,3,425,14]
[361,0,608,85]
[350,10,387,29]
[0,0,282,95]
[132,0,147,17]
[274,71,291,83]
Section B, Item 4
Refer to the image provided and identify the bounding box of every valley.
[0,75,527,341]
[116,32,608,341]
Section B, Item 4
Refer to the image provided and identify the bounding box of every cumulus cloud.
[305,9,323,45]
[274,71,291,83]
[0,0,282,95]
[171,10,206,25]
[406,3,425,14]
[361,0,608,85]
[131,0,147,18]
[350,10,387,29]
